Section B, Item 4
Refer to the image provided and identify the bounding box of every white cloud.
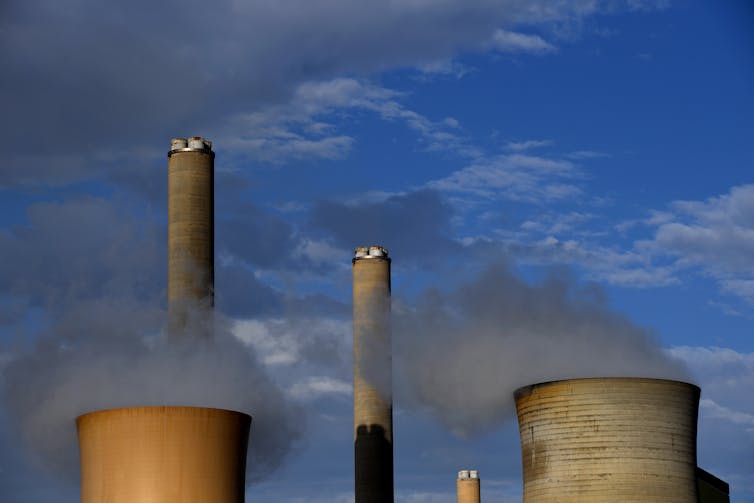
[720,279,754,302]
[700,399,754,433]
[499,235,679,287]
[416,59,473,80]
[490,29,556,53]
[637,184,754,303]
[234,319,300,366]
[520,211,594,234]
[504,139,553,152]
[667,345,754,422]
[219,77,480,163]
[3,0,665,187]
[521,184,754,300]
[288,376,352,400]
[294,238,350,269]
[564,150,609,159]
[232,317,351,368]
[666,346,754,494]
[625,0,671,11]
[427,154,580,202]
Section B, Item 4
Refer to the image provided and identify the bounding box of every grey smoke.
[0,306,301,485]
[393,264,689,435]
[0,197,303,486]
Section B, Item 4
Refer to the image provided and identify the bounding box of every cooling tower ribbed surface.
[514,377,700,503]
[168,137,214,335]
[352,245,394,503]
[77,406,251,503]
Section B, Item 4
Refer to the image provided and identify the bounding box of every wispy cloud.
[504,139,553,152]
[565,150,609,159]
[701,399,754,433]
[667,345,754,489]
[490,29,556,54]
[288,376,352,400]
[497,236,679,287]
[668,346,754,433]
[495,183,754,298]
[220,78,480,163]
[427,154,581,202]
[415,59,474,80]
[636,184,754,303]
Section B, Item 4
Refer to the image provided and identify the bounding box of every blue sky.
[1,1,753,501]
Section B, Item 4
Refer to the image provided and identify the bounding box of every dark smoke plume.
[393,264,689,435]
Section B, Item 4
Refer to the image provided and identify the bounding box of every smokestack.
[515,377,700,502]
[352,245,394,503]
[77,406,251,503]
[457,470,481,503]
[167,137,214,336]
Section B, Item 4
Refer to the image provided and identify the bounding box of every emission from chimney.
[353,245,394,503]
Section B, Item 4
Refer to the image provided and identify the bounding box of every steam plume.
[0,301,301,485]
[394,264,689,434]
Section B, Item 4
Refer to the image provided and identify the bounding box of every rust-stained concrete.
[167,138,214,335]
[352,246,393,503]
[514,377,700,503]
[77,406,250,503]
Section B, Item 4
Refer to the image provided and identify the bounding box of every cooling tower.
[168,137,214,335]
[77,406,251,503]
[514,377,700,503]
[457,470,481,503]
[353,245,394,503]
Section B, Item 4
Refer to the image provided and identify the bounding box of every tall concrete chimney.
[514,377,700,502]
[352,245,394,503]
[457,470,481,503]
[167,137,214,336]
[77,406,251,503]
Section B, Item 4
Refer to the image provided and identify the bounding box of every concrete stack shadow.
[352,246,394,503]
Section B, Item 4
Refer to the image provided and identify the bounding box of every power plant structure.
[167,136,215,336]
[68,139,731,503]
[352,245,394,503]
[75,139,254,503]
[457,470,481,503]
[515,377,706,502]
[77,407,251,503]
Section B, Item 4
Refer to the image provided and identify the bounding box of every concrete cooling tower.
[352,245,394,503]
[168,137,215,335]
[76,142,252,503]
[77,406,251,503]
[514,377,700,503]
[457,470,481,503]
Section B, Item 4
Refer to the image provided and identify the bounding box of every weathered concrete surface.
[457,475,481,503]
[515,377,700,503]
[353,246,393,503]
[167,141,214,335]
[77,406,250,503]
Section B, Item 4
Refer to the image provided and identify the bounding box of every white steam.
[394,264,689,435]
[0,307,301,485]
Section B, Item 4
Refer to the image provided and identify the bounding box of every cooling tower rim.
[75,405,251,426]
[513,376,700,401]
